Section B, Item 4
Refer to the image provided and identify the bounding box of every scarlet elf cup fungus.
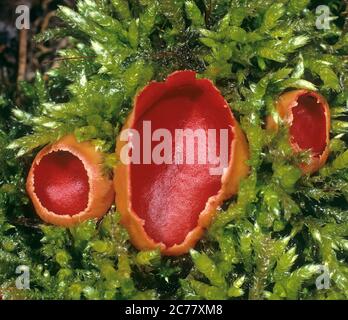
[27,134,114,227]
[267,90,331,174]
[114,70,249,255]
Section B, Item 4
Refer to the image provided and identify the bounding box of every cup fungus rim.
[115,70,250,255]
[27,134,114,227]
[270,89,331,174]
[31,147,92,218]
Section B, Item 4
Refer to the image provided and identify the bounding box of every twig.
[42,55,96,65]
[13,216,40,229]
[343,0,348,33]
[41,10,56,32]
[205,0,213,26]
[17,28,28,82]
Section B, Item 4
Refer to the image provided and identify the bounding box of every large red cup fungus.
[27,134,114,226]
[114,70,249,255]
[267,90,330,174]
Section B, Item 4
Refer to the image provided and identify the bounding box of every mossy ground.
[1,0,348,300]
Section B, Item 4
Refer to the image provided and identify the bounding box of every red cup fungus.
[114,70,249,255]
[27,134,114,226]
[267,90,330,174]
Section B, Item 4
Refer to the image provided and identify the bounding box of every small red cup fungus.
[27,134,114,226]
[267,90,330,174]
[114,70,249,255]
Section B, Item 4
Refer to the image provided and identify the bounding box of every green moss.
[1,0,348,300]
